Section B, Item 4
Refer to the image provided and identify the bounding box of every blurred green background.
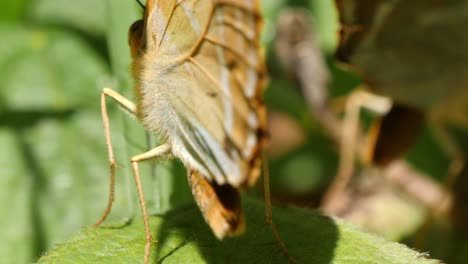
[0,0,466,263]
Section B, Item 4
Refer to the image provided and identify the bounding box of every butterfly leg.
[262,155,297,264]
[130,144,172,264]
[94,88,137,227]
[321,88,392,213]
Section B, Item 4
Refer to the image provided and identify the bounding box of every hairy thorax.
[132,50,181,139]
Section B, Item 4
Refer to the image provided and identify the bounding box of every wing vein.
[187,58,254,155]
[215,0,260,17]
[157,2,180,49]
[188,57,226,95]
[203,35,261,71]
[213,16,257,45]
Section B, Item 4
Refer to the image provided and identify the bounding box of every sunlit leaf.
[38,198,438,264]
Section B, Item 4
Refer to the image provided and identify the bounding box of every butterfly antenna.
[136,0,145,9]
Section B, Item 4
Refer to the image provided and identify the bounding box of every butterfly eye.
[128,20,144,58]
[129,20,143,41]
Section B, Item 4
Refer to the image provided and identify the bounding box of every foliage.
[38,198,437,264]
[0,0,463,263]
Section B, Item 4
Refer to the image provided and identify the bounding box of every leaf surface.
[38,198,439,264]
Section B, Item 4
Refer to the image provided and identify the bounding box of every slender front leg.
[130,144,172,264]
[262,153,297,264]
[94,88,138,227]
[321,88,392,212]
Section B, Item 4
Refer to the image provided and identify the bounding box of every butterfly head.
[128,0,156,59]
[128,19,144,59]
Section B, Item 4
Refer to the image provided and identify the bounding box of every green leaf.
[0,24,114,264]
[0,128,34,264]
[0,0,27,22]
[0,25,109,110]
[38,198,438,264]
[28,0,107,37]
[309,0,339,54]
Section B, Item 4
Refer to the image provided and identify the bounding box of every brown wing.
[188,169,244,239]
[335,0,384,62]
[336,0,468,109]
[364,105,425,166]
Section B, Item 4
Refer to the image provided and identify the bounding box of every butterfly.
[93,0,269,263]
[335,0,468,162]
[323,0,468,212]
